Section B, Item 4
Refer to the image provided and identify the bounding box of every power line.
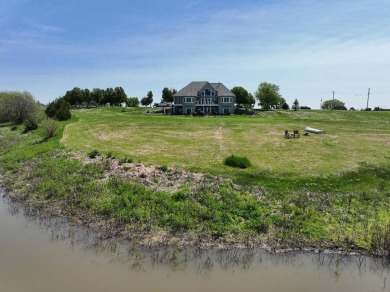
[333,91,364,97]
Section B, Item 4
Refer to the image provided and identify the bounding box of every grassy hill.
[62,107,390,194]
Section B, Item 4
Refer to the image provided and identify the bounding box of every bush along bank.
[0,122,390,258]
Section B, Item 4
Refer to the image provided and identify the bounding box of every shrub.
[23,108,46,133]
[88,149,100,158]
[23,118,39,133]
[45,97,71,121]
[224,155,251,169]
[321,99,346,110]
[40,118,59,138]
[0,91,40,124]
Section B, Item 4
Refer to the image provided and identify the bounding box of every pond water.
[0,190,389,292]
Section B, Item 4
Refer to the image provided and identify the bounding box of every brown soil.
[76,152,231,193]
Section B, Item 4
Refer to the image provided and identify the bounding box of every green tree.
[292,99,300,111]
[0,91,40,124]
[64,87,84,106]
[45,97,71,121]
[275,97,287,109]
[141,97,152,107]
[162,87,176,103]
[126,97,140,107]
[113,86,128,105]
[321,99,346,110]
[231,86,255,108]
[147,90,153,100]
[281,101,290,110]
[91,88,105,106]
[255,82,283,110]
[83,88,91,106]
[141,91,153,107]
[104,88,114,105]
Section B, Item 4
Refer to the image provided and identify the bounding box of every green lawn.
[62,107,390,193]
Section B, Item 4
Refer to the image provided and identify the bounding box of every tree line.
[59,84,303,110]
[61,87,171,108]
[62,87,128,107]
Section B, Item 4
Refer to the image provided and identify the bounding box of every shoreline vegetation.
[1,108,389,259]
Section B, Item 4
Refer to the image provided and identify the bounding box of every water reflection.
[1,192,389,292]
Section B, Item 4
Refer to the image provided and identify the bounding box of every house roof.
[210,82,235,97]
[174,81,235,97]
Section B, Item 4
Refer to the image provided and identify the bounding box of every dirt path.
[214,123,225,153]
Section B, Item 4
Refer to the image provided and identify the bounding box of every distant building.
[173,81,235,115]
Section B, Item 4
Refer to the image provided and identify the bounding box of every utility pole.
[366,88,370,110]
[333,91,335,100]
[320,97,323,108]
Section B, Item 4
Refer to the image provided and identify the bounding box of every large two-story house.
[173,81,235,115]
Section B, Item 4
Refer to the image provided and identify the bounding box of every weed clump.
[159,165,168,172]
[119,156,133,164]
[88,149,100,158]
[106,151,115,159]
[224,155,251,169]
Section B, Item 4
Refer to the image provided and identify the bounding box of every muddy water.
[0,192,389,292]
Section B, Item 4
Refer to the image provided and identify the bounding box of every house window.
[184,97,194,103]
[221,97,232,103]
[211,91,215,97]
[205,89,211,96]
[186,108,192,114]
[224,108,230,114]
[201,91,205,96]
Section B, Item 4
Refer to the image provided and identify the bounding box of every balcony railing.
[196,98,218,105]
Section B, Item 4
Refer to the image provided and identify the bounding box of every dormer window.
[205,89,211,96]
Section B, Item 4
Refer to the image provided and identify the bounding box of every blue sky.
[1,0,389,109]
